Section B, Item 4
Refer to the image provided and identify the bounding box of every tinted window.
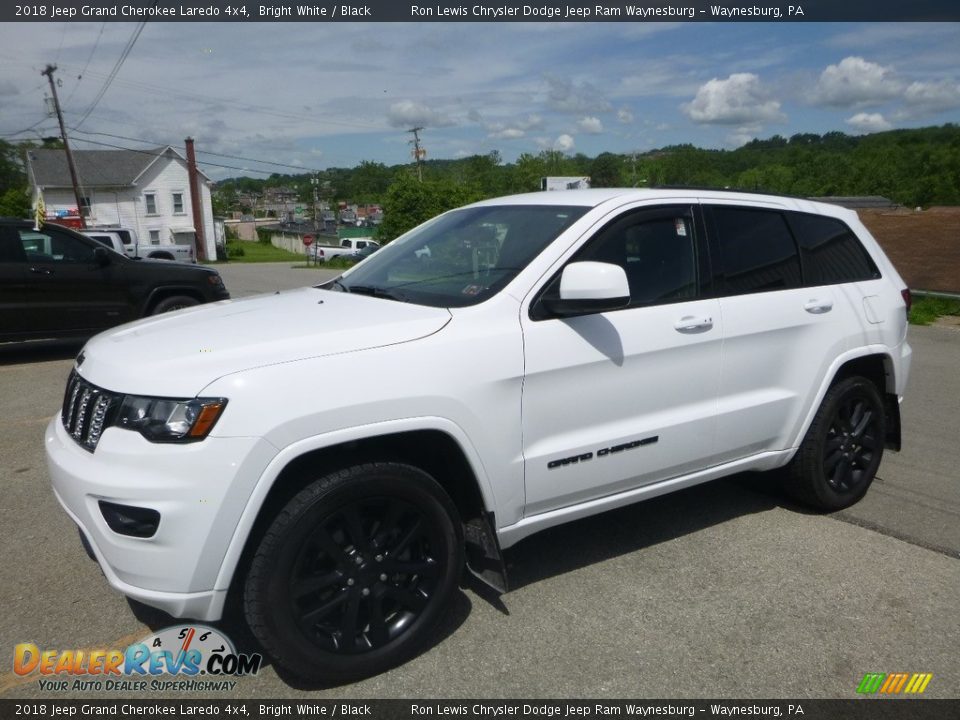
[18,228,96,264]
[788,213,880,285]
[340,205,588,308]
[709,207,801,295]
[0,231,27,262]
[574,209,697,307]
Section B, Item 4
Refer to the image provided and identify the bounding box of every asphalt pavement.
[1,262,957,700]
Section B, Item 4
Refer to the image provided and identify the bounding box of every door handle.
[30,266,52,275]
[803,299,833,314]
[674,315,713,333]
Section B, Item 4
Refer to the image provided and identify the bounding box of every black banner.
[2,700,960,720]
[4,0,960,23]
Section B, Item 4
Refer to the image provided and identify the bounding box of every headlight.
[115,396,227,443]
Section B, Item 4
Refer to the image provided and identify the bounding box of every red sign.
[302,235,314,246]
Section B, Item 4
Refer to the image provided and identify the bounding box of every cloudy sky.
[1,21,959,179]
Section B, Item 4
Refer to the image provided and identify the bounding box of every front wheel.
[784,376,886,511]
[151,295,199,314]
[243,463,463,682]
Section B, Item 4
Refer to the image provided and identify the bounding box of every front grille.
[61,371,121,452]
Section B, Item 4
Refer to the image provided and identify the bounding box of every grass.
[216,240,304,263]
[909,295,960,325]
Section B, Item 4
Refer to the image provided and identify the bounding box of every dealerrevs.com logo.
[14,625,262,692]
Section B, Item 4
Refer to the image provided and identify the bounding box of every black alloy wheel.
[784,375,886,511]
[244,463,463,682]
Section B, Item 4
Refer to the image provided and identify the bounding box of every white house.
[26,145,217,261]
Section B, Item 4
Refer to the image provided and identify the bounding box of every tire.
[784,376,886,511]
[243,463,463,683]
[151,295,199,314]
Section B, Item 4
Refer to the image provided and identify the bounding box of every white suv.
[46,189,911,681]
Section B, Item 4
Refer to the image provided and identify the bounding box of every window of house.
[149,230,160,245]
[144,193,157,215]
[707,206,802,295]
[79,196,91,218]
[172,192,184,214]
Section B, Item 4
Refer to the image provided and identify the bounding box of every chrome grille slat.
[61,371,121,452]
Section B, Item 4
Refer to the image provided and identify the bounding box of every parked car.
[81,230,126,256]
[310,237,380,263]
[1,219,229,343]
[46,189,910,683]
[84,224,195,263]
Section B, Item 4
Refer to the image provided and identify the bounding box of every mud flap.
[463,513,508,593]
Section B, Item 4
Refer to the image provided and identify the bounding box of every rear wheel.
[244,463,463,682]
[784,376,886,511]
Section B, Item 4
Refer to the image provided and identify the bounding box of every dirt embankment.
[859,207,960,293]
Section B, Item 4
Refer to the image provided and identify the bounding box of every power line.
[68,136,295,176]
[63,22,107,110]
[75,21,147,129]
[68,128,324,173]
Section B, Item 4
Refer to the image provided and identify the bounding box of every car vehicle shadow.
[0,340,83,366]
[504,473,788,591]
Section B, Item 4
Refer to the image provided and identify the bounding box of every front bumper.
[45,416,275,621]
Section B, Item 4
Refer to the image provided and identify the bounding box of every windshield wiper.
[346,284,408,302]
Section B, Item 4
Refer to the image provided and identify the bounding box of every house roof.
[28,146,210,188]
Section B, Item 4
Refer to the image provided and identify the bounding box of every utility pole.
[408,127,425,181]
[41,64,86,228]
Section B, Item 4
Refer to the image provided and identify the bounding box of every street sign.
[302,235,314,246]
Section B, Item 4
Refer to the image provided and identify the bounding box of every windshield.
[330,204,587,307]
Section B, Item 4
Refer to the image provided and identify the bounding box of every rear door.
[703,203,862,461]
[520,205,723,515]
[0,227,34,340]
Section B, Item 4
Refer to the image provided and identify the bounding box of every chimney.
[185,137,207,261]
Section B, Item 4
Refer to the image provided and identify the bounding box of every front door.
[520,205,723,516]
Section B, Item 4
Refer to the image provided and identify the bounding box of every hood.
[77,287,451,397]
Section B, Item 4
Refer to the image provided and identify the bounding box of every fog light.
[99,501,160,538]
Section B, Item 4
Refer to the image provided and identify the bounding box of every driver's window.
[574,209,697,308]
[19,229,95,264]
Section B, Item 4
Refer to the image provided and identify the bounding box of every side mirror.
[542,261,631,317]
[94,246,111,266]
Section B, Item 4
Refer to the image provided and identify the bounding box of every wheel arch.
[216,421,505,604]
[141,287,205,316]
[793,348,901,456]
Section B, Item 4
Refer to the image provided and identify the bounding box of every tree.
[590,152,623,187]
[377,171,484,242]
[0,140,30,218]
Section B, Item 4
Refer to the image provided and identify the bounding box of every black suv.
[0,219,230,343]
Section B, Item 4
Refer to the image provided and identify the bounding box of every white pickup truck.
[84,225,194,263]
[310,236,379,262]
[47,189,911,683]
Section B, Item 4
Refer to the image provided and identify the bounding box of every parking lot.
[1,262,957,699]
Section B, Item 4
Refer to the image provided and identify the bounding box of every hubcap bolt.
[355,556,363,565]
[361,588,370,597]
[380,573,388,582]
[346,578,355,586]
[375,554,383,562]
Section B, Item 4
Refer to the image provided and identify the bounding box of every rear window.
[787,213,880,285]
[708,206,802,295]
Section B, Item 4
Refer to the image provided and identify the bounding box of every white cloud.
[489,127,526,140]
[577,116,604,134]
[846,112,892,133]
[484,114,544,140]
[814,56,902,107]
[554,134,575,152]
[616,108,634,124]
[545,75,612,114]
[903,80,960,113]
[684,73,785,125]
[386,100,454,128]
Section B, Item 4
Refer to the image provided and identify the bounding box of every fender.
[210,415,499,596]
[786,344,897,459]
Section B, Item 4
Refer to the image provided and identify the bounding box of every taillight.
[901,288,912,319]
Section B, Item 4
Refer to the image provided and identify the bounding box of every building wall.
[34,151,216,261]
